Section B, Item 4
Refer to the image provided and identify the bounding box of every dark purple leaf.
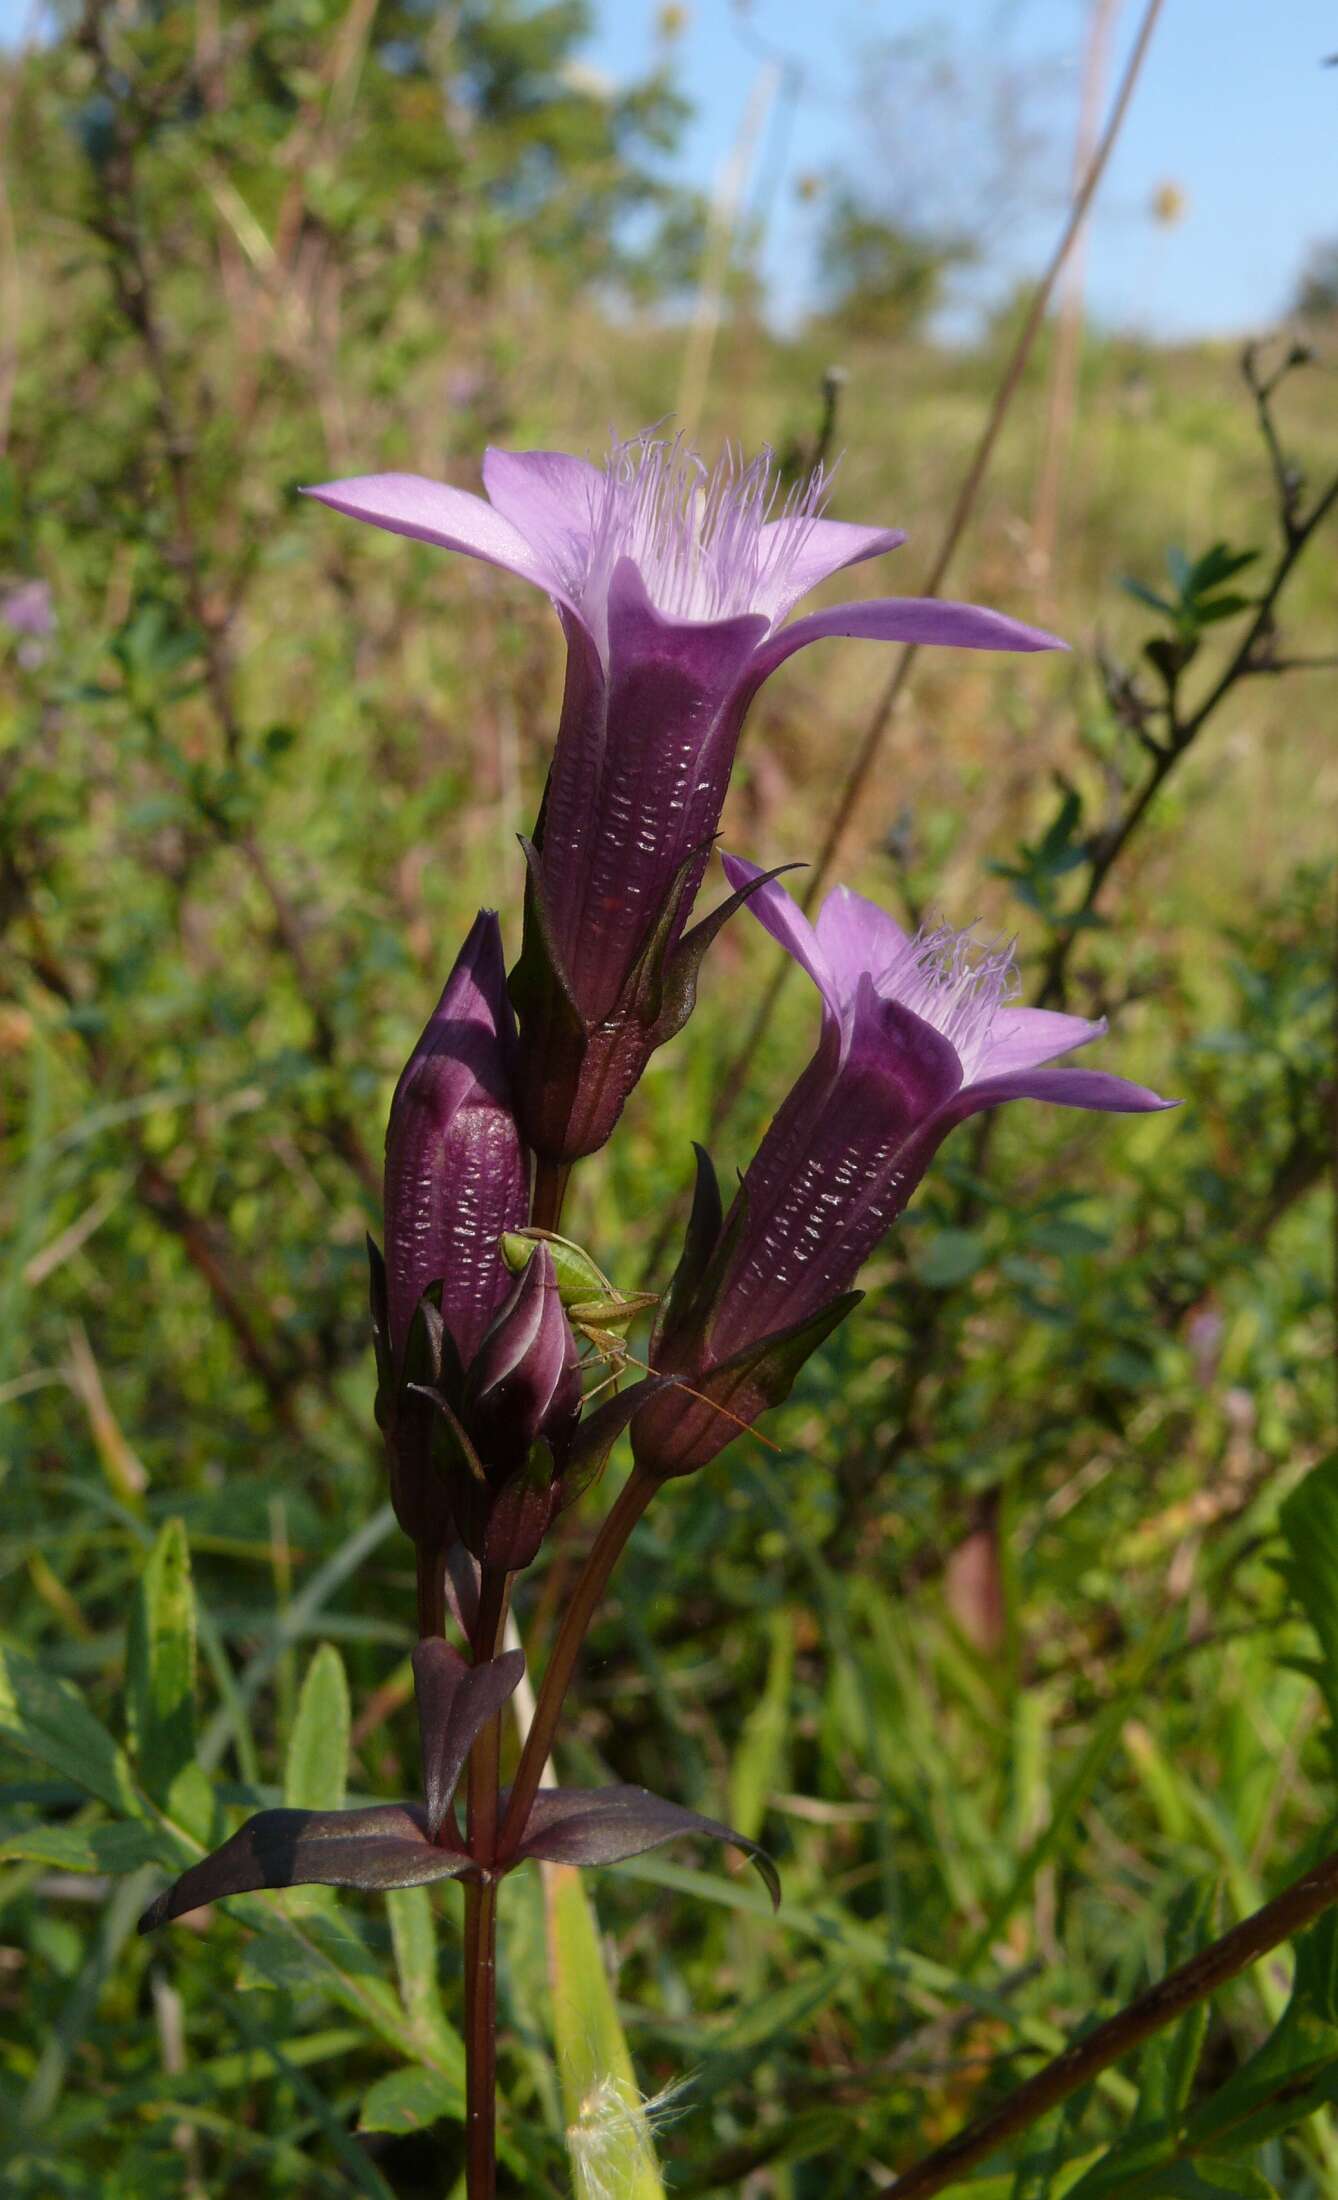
[514,1784,780,1909]
[412,1639,525,1841]
[137,1803,471,1933]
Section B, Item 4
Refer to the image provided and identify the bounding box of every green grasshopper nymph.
[499,1227,779,1447]
[499,1228,659,1395]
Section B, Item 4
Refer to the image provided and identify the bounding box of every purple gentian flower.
[632,861,1175,1479]
[306,435,1064,1161]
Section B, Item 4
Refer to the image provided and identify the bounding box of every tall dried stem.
[691,0,1167,1165]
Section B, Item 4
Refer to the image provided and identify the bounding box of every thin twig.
[881,1840,1338,2198]
[1038,455,1338,1006]
[694,0,1167,1158]
[77,0,380,1202]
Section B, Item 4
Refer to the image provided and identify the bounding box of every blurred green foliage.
[1,0,1336,2194]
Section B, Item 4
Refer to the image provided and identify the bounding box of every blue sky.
[3,0,1333,336]
[587,1,1338,337]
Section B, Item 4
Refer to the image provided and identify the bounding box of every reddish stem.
[497,1463,658,1859]
[462,1878,499,2200]
[462,1566,510,2200]
[531,1155,570,1235]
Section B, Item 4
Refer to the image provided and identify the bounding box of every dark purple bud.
[410,1247,585,1572]
[464,1244,582,1479]
[383,909,530,1374]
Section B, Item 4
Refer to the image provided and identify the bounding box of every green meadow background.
[1,3,1335,2193]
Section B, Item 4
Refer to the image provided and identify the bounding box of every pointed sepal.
[633,1288,861,1481]
[653,1143,723,1357]
[444,1543,482,1641]
[513,1783,781,1909]
[649,862,803,1049]
[707,1289,863,1422]
[617,838,707,1030]
[385,1286,461,1553]
[476,1440,564,1571]
[367,1234,393,1418]
[509,833,589,1052]
[559,1376,670,1507]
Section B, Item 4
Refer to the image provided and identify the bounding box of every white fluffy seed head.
[871,921,1020,1082]
[571,432,831,642]
[566,2071,693,2200]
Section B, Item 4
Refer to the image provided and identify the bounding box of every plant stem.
[497,1463,659,1859]
[462,1566,510,2200]
[467,1569,511,1861]
[462,1877,499,2200]
[880,1839,1338,2199]
[531,1156,570,1235]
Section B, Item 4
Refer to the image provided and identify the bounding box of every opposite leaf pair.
[138,1638,778,1933]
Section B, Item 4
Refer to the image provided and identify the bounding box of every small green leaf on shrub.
[358,2065,462,2135]
[913,1228,989,1288]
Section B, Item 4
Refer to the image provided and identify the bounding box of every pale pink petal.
[481,447,604,586]
[814,884,913,1004]
[937,1065,1177,1127]
[974,1007,1107,1082]
[302,472,577,610]
[748,597,1068,684]
[754,517,906,624]
[721,855,840,1022]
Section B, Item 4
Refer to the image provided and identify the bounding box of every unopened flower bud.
[377,909,531,1558]
[465,1244,582,1481]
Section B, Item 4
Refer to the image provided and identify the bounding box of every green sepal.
[523,1434,557,1493]
[709,1291,862,1421]
[367,1234,393,1427]
[508,833,589,1048]
[407,1379,489,1487]
[618,839,706,1030]
[561,1377,670,1507]
[653,1143,723,1357]
[648,862,803,1048]
[685,1171,753,1355]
